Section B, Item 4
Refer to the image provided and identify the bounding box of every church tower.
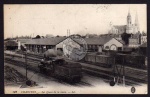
[126,9,133,33]
[134,11,140,33]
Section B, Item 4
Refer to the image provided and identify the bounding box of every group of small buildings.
[4,9,147,56]
[4,34,147,56]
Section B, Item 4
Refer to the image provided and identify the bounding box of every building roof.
[114,25,126,33]
[140,42,147,47]
[25,36,114,46]
[73,37,113,45]
[17,39,31,43]
[115,38,125,45]
[130,32,141,38]
[25,37,66,45]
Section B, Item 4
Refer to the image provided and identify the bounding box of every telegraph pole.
[25,52,28,80]
[123,56,125,86]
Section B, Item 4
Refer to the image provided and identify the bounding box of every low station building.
[56,37,126,53]
[25,37,66,53]
[23,36,129,54]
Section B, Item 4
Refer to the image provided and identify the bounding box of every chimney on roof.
[69,29,71,36]
[67,29,68,37]
[67,29,71,37]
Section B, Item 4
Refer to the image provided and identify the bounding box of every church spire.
[128,6,131,17]
[127,7,132,25]
[135,11,140,32]
[135,11,139,26]
[126,7,132,33]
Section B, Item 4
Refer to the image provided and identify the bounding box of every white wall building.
[56,37,81,60]
[141,35,147,44]
[103,38,124,51]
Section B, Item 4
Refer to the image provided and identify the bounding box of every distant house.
[141,35,147,45]
[56,37,81,52]
[56,37,82,60]
[128,32,141,48]
[103,38,124,51]
[83,37,112,52]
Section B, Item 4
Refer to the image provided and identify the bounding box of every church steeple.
[128,7,131,17]
[134,11,140,32]
[126,7,132,33]
[127,8,132,25]
[135,11,139,26]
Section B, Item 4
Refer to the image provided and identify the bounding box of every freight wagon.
[84,54,96,63]
[115,54,146,69]
[83,53,114,67]
[83,53,146,69]
[95,55,114,67]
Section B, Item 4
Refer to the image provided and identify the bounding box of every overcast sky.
[4,4,146,39]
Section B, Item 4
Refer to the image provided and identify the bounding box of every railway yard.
[4,51,148,94]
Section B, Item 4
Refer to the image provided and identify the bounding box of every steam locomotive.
[38,49,82,83]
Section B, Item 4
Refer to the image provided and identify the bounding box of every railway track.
[4,53,147,86]
[4,57,94,86]
[16,51,43,59]
[4,57,131,86]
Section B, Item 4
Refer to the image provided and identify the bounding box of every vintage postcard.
[4,4,147,94]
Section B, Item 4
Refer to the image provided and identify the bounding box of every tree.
[142,31,146,36]
[121,32,131,45]
[45,34,54,38]
[35,35,41,39]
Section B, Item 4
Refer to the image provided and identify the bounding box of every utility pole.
[123,56,125,86]
[25,52,28,80]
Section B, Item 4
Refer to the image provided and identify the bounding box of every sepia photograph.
[4,4,147,94]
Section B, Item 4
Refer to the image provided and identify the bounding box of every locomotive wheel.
[109,80,115,86]
[43,69,47,74]
[46,71,53,76]
[69,77,81,84]
[39,68,43,73]
[26,80,32,86]
[74,77,81,83]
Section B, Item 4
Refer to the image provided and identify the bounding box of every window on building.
[57,48,63,52]
[118,47,122,51]
[105,46,109,50]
